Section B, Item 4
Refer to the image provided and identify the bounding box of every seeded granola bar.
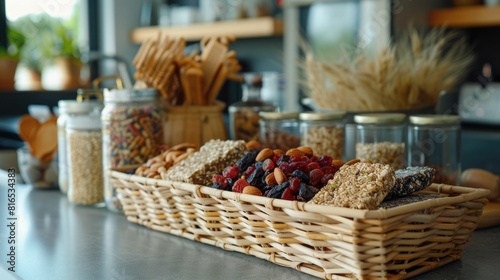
[310,162,396,210]
[161,139,246,185]
[384,166,436,201]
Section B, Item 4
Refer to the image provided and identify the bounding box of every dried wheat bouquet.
[302,28,474,111]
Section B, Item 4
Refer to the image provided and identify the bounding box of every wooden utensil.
[200,38,228,97]
[461,168,500,201]
[32,119,58,162]
[18,115,41,144]
[478,202,500,229]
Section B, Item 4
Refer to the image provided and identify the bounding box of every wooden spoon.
[18,115,41,145]
[32,119,58,162]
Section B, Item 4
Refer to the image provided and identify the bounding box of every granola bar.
[161,139,246,185]
[384,166,436,201]
[310,162,396,210]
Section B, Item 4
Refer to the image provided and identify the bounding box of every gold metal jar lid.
[409,115,460,125]
[299,111,346,121]
[259,112,300,120]
[354,113,406,124]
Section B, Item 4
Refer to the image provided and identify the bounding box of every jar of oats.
[57,100,103,194]
[101,88,163,212]
[354,113,406,170]
[259,112,300,151]
[408,115,461,185]
[66,107,104,206]
[300,111,346,158]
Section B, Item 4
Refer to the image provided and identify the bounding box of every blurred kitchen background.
[1,0,499,174]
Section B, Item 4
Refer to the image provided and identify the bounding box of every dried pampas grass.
[301,28,475,111]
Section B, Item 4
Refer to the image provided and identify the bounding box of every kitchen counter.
[1,184,500,280]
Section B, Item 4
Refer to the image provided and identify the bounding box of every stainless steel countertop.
[1,184,499,280]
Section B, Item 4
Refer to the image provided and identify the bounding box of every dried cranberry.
[321,173,334,185]
[321,166,335,175]
[281,188,295,201]
[232,178,249,193]
[309,169,324,186]
[279,162,294,175]
[289,177,301,195]
[262,158,275,171]
[317,155,333,167]
[291,170,309,184]
[289,155,303,162]
[310,155,318,162]
[290,161,308,173]
[212,174,227,185]
[222,165,239,179]
[307,162,321,173]
[272,154,281,163]
[243,165,256,177]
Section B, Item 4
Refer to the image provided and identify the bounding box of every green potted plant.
[0,26,25,90]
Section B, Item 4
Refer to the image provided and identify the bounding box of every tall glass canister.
[101,88,164,212]
[57,100,103,194]
[408,115,461,185]
[259,112,300,151]
[354,113,406,170]
[66,107,104,206]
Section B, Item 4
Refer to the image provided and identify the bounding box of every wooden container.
[163,101,227,148]
[109,168,489,279]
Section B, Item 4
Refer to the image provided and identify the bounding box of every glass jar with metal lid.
[408,115,461,185]
[259,112,300,151]
[66,106,104,206]
[354,113,406,170]
[299,111,345,158]
[101,88,164,212]
[57,98,103,194]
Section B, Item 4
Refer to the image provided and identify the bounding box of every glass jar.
[101,88,164,212]
[66,108,104,206]
[259,112,300,151]
[57,100,103,194]
[228,73,276,141]
[408,115,461,185]
[300,111,345,158]
[354,113,406,170]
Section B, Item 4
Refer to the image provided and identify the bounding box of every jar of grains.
[259,112,300,151]
[354,113,406,170]
[58,100,103,194]
[299,111,345,159]
[101,88,164,212]
[408,115,461,185]
[66,106,104,206]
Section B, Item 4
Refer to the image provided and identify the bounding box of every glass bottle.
[66,107,104,206]
[259,112,300,151]
[57,100,103,194]
[101,88,164,212]
[408,115,461,185]
[354,113,406,170]
[228,73,276,141]
[300,111,345,158]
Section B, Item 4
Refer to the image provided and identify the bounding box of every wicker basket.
[109,170,489,279]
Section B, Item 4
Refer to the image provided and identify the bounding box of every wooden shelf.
[130,17,283,43]
[429,6,500,27]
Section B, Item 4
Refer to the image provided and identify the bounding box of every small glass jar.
[300,111,345,158]
[354,113,406,170]
[101,88,164,212]
[228,73,276,141]
[408,115,461,185]
[57,100,103,194]
[66,108,104,206]
[259,112,300,151]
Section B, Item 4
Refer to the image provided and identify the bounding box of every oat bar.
[310,162,396,210]
[384,166,435,201]
[161,139,246,185]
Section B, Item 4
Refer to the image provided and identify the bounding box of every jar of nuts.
[102,88,164,212]
[66,107,104,206]
[57,99,103,194]
[259,112,300,151]
[408,115,461,185]
[228,73,276,141]
[354,113,406,170]
[299,111,345,159]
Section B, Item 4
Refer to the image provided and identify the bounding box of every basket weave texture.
[110,170,489,280]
